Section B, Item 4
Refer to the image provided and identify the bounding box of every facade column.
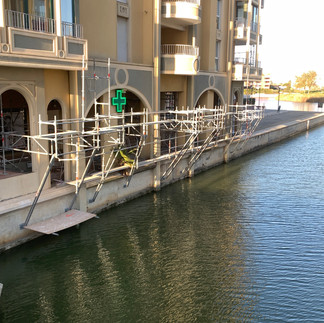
[54,0,62,36]
[153,0,161,190]
[225,0,235,140]
[187,25,197,108]
[0,0,4,27]
[0,0,6,43]
[245,0,252,86]
[69,70,87,212]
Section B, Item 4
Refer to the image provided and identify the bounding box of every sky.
[260,0,324,86]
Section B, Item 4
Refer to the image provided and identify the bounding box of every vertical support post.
[153,0,161,190]
[54,0,61,37]
[0,0,6,44]
[0,0,5,28]
[81,56,85,133]
[108,58,111,128]
[20,155,56,229]
[0,93,5,175]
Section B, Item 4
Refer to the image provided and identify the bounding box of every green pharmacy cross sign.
[112,89,126,113]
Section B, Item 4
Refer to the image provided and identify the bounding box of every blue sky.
[260,0,324,86]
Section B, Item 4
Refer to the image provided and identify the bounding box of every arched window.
[47,99,64,184]
[0,89,31,174]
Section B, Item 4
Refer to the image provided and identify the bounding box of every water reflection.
[1,126,324,321]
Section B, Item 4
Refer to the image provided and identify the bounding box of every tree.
[282,80,292,92]
[295,71,318,93]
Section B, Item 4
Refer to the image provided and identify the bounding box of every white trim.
[63,36,87,60]
[0,0,4,28]
[54,0,62,36]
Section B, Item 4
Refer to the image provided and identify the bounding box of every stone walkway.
[256,109,324,132]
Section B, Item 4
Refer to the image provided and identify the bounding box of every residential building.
[232,0,263,87]
[0,0,264,250]
[261,73,271,89]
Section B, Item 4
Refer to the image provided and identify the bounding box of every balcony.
[161,44,200,75]
[261,0,265,9]
[234,18,258,45]
[161,0,201,28]
[232,59,262,82]
[0,10,87,70]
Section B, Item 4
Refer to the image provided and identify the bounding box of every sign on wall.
[117,2,129,18]
[112,90,126,113]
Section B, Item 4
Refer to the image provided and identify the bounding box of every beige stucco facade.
[0,0,264,251]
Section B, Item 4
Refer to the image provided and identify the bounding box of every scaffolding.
[0,58,264,233]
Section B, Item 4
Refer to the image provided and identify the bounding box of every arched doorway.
[195,89,225,145]
[0,90,31,174]
[160,92,178,155]
[47,99,64,185]
[196,89,224,108]
[84,89,150,175]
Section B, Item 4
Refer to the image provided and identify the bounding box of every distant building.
[261,74,271,89]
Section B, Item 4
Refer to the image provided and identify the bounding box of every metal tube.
[20,154,56,229]
[0,94,6,174]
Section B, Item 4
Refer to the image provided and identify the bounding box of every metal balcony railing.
[162,0,201,5]
[5,10,83,39]
[251,22,258,33]
[5,9,56,34]
[233,57,247,64]
[161,44,199,56]
[61,21,83,39]
[235,17,247,28]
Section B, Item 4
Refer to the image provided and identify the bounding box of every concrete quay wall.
[1,113,324,252]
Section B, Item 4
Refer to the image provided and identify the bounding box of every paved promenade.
[256,109,324,132]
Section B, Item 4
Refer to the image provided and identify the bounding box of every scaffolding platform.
[24,209,97,235]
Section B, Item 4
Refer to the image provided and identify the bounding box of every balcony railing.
[5,10,83,39]
[5,10,56,34]
[234,57,247,64]
[251,21,258,33]
[62,21,83,39]
[235,17,247,28]
[161,44,199,56]
[162,0,201,4]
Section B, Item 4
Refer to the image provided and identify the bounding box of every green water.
[1,126,324,322]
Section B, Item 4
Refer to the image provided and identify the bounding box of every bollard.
[0,283,3,297]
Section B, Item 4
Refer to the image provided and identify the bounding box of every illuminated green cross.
[112,90,126,113]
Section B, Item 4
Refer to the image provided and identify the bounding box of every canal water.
[1,126,324,321]
[256,95,322,112]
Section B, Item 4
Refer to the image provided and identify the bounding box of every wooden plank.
[25,209,97,235]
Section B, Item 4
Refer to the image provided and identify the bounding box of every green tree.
[295,71,318,93]
[282,80,292,92]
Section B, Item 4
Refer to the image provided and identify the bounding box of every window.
[216,0,221,30]
[117,0,128,62]
[34,0,45,16]
[61,0,74,23]
[215,41,220,71]
[5,0,28,13]
[251,5,258,32]
[235,1,245,27]
[236,1,244,19]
